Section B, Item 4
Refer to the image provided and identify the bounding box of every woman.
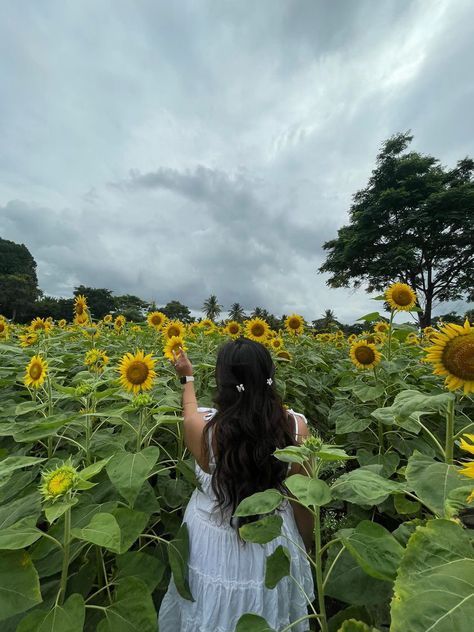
[159,337,315,632]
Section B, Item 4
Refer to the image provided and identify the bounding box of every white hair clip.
[236,384,245,393]
[267,378,273,386]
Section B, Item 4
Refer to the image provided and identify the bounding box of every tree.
[433,311,464,326]
[32,296,74,320]
[114,294,150,322]
[0,238,39,321]
[312,309,340,332]
[228,302,246,322]
[202,295,222,321]
[74,286,115,319]
[465,308,474,323]
[160,300,192,323]
[319,133,474,327]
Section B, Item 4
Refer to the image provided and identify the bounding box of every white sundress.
[158,408,315,632]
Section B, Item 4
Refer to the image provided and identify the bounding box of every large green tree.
[160,300,192,323]
[319,133,474,327]
[228,302,246,322]
[114,294,150,322]
[74,286,115,319]
[0,238,39,321]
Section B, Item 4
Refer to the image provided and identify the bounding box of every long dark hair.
[202,337,296,528]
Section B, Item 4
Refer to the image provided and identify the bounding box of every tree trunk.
[419,287,433,329]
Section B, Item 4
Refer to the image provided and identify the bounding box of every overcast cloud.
[1,0,473,323]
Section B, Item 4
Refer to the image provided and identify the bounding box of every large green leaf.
[0,550,42,621]
[372,390,454,432]
[16,593,85,632]
[391,519,474,632]
[0,517,43,550]
[265,545,291,589]
[285,475,331,508]
[0,456,45,480]
[324,545,393,606]
[96,577,157,632]
[239,515,283,544]
[106,447,159,507]
[341,521,404,581]
[235,613,276,631]
[234,490,283,517]
[71,513,121,553]
[0,492,42,530]
[111,507,148,553]
[168,523,194,601]
[115,552,165,592]
[405,452,468,517]
[331,468,403,506]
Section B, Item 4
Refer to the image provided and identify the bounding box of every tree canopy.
[0,238,39,321]
[319,133,474,326]
[202,294,222,320]
[160,300,192,323]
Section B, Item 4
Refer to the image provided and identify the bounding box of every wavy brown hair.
[202,337,296,529]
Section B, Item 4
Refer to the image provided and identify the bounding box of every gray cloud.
[0,0,473,323]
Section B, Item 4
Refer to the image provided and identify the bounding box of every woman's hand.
[171,347,193,377]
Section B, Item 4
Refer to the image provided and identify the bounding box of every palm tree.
[321,309,336,331]
[229,302,246,322]
[202,295,222,321]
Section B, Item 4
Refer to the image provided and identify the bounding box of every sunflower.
[74,294,88,316]
[276,350,292,361]
[85,349,109,374]
[385,282,417,311]
[24,355,48,389]
[40,461,78,502]
[424,318,474,394]
[406,332,420,345]
[103,314,113,324]
[118,350,156,394]
[74,312,89,326]
[187,322,201,337]
[335,341,345,349]
[269,337,284,351]
[164,336,187,361]
[460,434,474,456]
[285,314,304,336]
[199,319,215,330]
[83,324,100,340]
[335,330,344,339]
[29,317,52,333]
[147,311,167,330]
[114,315,126,330]
[19,332,38,347]
[245,317,270,342]
[458,433,474,495]
[224,321,241,338]
[349,341,382,370]
[58,319,67,329]
[0,319,9,338]
[347,334,357,344]
[163,320,185,340]
[373,321,390,334]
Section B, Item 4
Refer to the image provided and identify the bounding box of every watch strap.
[180,375,195,384]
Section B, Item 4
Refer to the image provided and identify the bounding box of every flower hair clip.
[266,378,273,386]
[236,384,245,393]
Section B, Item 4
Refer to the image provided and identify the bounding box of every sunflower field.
[0,283,473,632]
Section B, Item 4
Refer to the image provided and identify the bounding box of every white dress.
[158,408,315,632]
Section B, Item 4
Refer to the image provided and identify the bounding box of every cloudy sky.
[1,0,473,323]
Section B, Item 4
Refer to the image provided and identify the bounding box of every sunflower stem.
[136,408,145,451]
[445,396,455,465]
[313,505,328,632]
[57,506,71,605]
[387,310,395,361]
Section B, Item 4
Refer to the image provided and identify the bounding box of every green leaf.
[265,545,291,589]
[393,494,420,515]
[0,517,43,550]
[331,468,403,506]
[106,447,159,507]
[168,523,194,601]
[0,492,41,530]
[16,593,85,632]
[112,507,148,553]
[328,607,373,632]
[352,384,384,403]
[115,552,165,592]
[341,520,404,581]
[45,498,79,524]
[285,475,331,508]
[96,577,157,632]
[405,452,468,517]
[0,456,45,480]
[357,450,400,477]
[234,489,283,517]
[391,519,474,632]
[239,515,283,544]
[372,390,454,432]
[316,445,353,461]
[337,620,377,632]
[0,550,42,621]
[71,513,121,553]
[235,613,276,631]
[336,413,372,434]
[324,545,392,606]
[357,312,381,322]
[273,445,311,464]
[78,458,111,481]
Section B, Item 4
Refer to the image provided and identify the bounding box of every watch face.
[180,376,187,384]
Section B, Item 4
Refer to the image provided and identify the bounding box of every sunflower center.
[29,363,43,380]
[229,324,239,334]
[252,324,265,337]
[392,288,413,306]
[442,333,474,381]
[151,315,161,325]
[354,346,376,365]
[48,472,74,496]
[0,323,4,333]
[76,305,84,315]
[273,340,281,348]
[126,360,149,385]
[289,318,301,329]
[168,326,180,337]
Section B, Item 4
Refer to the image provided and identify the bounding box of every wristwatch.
[180,375,195,384]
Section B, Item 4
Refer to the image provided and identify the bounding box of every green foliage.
[74,285,115,319]
[202,294,222,320]
[264,545,291,589]
[160,299,192,322]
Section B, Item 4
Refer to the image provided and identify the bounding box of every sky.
[1,0,473,324]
